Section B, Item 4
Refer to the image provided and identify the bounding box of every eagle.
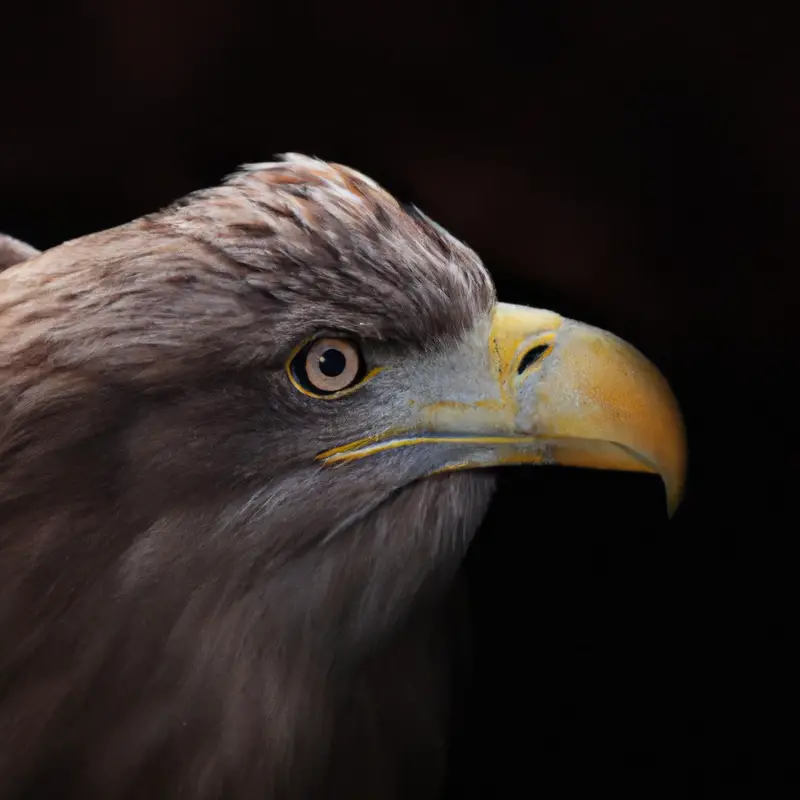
[0,155,686,799]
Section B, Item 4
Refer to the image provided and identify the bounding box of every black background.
[1,1,796,795]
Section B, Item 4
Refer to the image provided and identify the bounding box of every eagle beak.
[320,302,687,516]
[489,303,687,514]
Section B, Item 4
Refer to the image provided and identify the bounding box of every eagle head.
[0,154,686,797]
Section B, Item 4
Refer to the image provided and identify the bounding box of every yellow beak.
[320,303,687,516]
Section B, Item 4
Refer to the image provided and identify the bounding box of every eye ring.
[288,336,368,398]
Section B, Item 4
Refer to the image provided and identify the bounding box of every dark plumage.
[0,155,685,799]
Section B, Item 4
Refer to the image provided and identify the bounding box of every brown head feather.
[0,154,495,798]
[0,233,40,271]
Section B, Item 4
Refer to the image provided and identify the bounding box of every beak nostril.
[518,344,550,375]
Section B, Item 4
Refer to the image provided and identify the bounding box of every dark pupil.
[319,348,346,377]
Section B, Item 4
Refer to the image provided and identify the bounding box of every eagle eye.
[288,336,367,397]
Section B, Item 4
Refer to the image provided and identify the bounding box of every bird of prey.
[0,155,686,799]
